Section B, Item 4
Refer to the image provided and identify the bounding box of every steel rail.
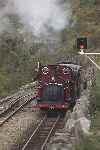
[0,96,14,105]
[22,115,61,150]
[41,115,60,150]
[22,115,47,150]
[0,96,35,127]
[0,95,24,116]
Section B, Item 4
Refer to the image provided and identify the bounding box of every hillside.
[0,0,100,96]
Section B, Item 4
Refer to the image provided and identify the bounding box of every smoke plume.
[12,0,72,37]
[0,0,72,39]
[0,0,16,34]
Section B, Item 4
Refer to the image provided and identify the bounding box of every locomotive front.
[34,64,73,111]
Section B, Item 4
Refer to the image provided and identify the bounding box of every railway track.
[0,90,25,106]
[0,82,37,114]
[0,95,14,105]
[21,114,65,150]
[0,94,36,127]
[0,82,38,127]
[0,95,26,116]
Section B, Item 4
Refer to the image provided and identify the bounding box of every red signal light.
[80,44,84,49]
[77,37,87,49]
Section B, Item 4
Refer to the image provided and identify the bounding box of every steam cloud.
[13,0,71,37]
[0,0,15,34]
[0,0,9,34]
[0,0,72,38]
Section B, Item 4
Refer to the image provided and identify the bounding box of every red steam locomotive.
[33,62,82,112]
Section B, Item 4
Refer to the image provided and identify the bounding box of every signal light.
[80,44,84,49]
[77,37,87,49]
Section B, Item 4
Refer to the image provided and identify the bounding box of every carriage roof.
[58,63,82,72]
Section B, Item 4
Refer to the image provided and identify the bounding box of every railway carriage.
[33,62,83,112]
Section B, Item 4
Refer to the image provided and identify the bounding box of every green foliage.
[0,70,10,96]
[0,0,99,97]
[0,32,34,96]
[80,0,96,7]
[76,135,100,150]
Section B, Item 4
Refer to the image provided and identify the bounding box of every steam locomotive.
[33,62,85,112]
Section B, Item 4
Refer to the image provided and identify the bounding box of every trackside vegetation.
[76,71,100,150]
